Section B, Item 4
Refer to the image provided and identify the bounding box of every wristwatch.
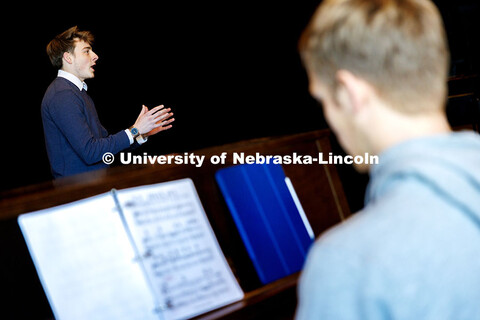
[129,126,140,139]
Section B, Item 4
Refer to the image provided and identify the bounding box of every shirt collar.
[57,70,88,91]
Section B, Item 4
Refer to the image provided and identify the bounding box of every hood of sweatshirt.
[365,131,480,226]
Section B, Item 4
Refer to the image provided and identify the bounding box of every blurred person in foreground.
[296,0,480,319]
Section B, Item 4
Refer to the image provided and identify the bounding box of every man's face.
[309,73,374,173]
[70,40,98,81]
[309,75,358,157]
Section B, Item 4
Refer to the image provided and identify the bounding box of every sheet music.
[18,193,160,320]
[116,178,243,320]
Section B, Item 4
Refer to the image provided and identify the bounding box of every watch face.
[131,128,139,135]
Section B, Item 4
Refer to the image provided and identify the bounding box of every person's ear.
[335,69,371,114]
[62,51,73,65]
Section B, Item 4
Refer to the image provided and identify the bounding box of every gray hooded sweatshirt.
[296,131,480,320]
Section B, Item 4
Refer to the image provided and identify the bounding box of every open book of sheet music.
[18,178,243,320]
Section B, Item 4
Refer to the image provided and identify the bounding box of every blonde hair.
[299,0,450,113]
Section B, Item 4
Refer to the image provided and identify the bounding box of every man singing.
[42,26,175,178]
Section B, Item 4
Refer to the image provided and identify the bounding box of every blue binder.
[215,163,314,284]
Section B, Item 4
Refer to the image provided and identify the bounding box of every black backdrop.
[1,1,479,193]
[2,2,325,191]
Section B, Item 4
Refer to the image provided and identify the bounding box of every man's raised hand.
[133,104,175,136]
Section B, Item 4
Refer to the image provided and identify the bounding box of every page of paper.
[18,193,160,320]
[116,178,244,320]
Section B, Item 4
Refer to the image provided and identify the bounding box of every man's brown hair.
[46,26,94,69]
[299,0,450,113]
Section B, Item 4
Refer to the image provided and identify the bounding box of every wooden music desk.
[0,129,350,320]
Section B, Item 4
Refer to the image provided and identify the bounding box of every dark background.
[2,2,324,192]
[2,1,478,195]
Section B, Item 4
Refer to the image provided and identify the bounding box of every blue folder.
[215,163,314,284]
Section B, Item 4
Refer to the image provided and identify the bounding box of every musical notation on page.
[18,178,243,320]
[115,179,243,320]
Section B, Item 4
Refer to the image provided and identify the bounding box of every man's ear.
[335,69,371,114]
[62,51,73,65]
